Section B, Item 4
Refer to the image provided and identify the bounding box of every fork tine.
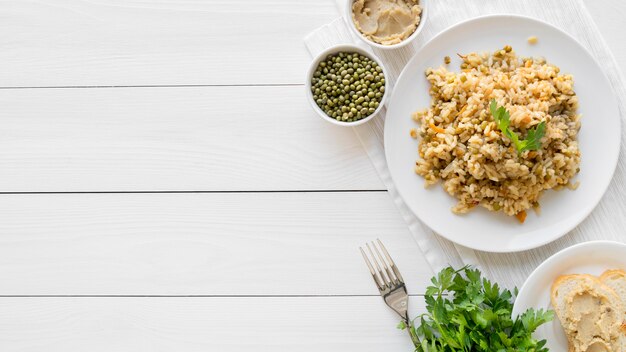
[360,247,384,290]
[372,241,398,284]
[377,239,404,283]
[366,242,390,287]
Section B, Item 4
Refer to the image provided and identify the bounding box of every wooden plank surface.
[0,192,432,295]
[0,0,338,87]
[0,297,423,352]
[0,86,384,192]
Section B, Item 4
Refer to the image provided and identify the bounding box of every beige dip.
[564,286,622,351]
[351,0,422,45]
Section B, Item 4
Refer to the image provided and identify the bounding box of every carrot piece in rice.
[429,122,446,134]
[515,210,527,223]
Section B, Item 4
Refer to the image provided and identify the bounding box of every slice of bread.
[551,274,623,352]
[600,269,626,350]
[600,270,626,313]
[551,274,588,351]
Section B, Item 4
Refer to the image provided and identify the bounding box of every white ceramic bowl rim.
[305,44,390,127]
[345,0,428,50]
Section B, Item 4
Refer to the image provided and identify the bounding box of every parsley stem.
[405,319,421,349]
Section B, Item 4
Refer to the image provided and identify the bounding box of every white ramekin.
[305,44,389,127]
[345,0,428,50]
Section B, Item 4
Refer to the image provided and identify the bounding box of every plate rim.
[383,14,621,252]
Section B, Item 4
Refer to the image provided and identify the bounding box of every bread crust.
[600,269,626,349]
[600,269,626,282]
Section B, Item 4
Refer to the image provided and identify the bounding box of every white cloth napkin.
[305,0,626,289]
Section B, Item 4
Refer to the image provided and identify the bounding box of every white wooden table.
[0,1,624,350]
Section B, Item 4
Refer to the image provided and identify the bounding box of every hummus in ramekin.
[351,0,422,46]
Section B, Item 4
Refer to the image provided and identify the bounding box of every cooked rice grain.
[412,47,581,217]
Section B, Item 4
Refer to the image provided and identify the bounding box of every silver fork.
[360,239,420,347]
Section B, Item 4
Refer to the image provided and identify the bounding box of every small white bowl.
[305,44,389,127]
[345,0,428,50]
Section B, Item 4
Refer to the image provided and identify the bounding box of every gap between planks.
[0,294,425,298]
[0,190,387,195]
[0,83,304,90]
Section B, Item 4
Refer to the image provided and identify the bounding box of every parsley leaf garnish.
[489,99,546,154]
[398,266,554,352]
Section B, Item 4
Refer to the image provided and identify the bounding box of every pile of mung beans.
[311,52,385,122]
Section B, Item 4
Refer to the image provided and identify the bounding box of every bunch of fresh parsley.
[399,266,553,352]
[490,100,546,155]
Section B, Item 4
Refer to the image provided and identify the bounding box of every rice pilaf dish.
[412,46,581,222]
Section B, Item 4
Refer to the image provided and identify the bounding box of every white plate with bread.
[512,241,626,351]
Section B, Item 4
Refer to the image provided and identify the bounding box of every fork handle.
[403,318,421,348]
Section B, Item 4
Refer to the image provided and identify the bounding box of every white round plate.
[512,241,626,351]
[384,15,620,252]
